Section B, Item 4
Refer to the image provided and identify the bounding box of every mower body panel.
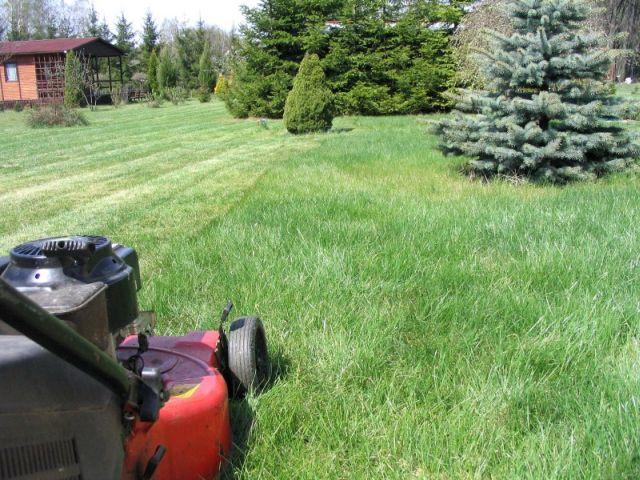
[0,334,124,480]
[118,331,232,480]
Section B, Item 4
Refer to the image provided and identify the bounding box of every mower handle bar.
[0,277,132,399]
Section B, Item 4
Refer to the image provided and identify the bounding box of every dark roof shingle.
[0,37,122,56]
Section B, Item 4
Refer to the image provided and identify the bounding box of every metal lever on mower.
[219,300,233,328]
[124,333,149,376]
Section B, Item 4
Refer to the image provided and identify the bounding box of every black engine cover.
[0,334,124,479]
[0,235,141,333]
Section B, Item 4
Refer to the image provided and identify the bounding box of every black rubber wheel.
[228,316,269,398]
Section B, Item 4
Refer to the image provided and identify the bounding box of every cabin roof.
[0,37,123,57]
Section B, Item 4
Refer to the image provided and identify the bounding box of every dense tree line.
[224,0,470,118]
[0,1,233,95]
[0,0,91,40]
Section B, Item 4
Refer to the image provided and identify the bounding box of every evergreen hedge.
[224,0,466,119]
[284,54,334,134]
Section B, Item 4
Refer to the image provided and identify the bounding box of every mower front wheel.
[228,316,269,398]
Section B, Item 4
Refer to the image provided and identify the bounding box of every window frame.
[4,62,18,83]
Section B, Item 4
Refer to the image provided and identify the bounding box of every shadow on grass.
[331,127,354,134]
[221,350,290,479]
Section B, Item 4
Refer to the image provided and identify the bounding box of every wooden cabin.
[0,37,124,106]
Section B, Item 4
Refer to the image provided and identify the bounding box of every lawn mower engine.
[0,235,269,480]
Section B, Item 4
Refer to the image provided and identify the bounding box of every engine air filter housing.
[0,235,141,334]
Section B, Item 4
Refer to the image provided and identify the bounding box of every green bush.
[223,85,250,118]
[619,101,640,120]
[197,88,212,103]
[13,102,24,112]
[64,51,84,108]
[284,54,334,134]
[336,83,394,116]
[27,104,88,128]
[225,68,291,119]
[166,86,187,105]
[110,85,128,108]
[145,93,163,108]
[147,50,160,95]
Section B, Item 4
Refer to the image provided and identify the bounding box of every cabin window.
[4,62,18,82]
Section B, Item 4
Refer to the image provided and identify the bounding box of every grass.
[1,99,639,479]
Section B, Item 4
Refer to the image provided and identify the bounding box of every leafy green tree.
[147,49,159,95]
[115,12,136,80]
[157,47,178,94]
[197,40,215,102]
[64,50,84,108]
[437,0,639,183]
[284,53,334,134]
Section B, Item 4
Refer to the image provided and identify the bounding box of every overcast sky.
[90,0,260,33]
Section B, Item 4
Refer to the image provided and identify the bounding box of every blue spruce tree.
[437,0,639,182]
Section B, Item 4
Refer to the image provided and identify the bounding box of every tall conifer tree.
[437,0,639,182]
[115,12,135,81]
[140,12,159,70]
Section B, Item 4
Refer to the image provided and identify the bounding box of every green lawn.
[1,100,639,479]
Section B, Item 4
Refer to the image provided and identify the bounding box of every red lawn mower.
[0,235,269,480]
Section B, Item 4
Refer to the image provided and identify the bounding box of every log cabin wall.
[1,55,38,102]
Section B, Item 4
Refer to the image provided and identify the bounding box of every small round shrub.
[165,86,188,105]
[27,104,88,128]
[283,53,334,134]
[197,88,212,103]
[13,102,24,112]
[145,93,163,108]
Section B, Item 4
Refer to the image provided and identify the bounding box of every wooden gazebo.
[0,37,124,105]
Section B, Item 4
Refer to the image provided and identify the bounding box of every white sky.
[89,0,260,33]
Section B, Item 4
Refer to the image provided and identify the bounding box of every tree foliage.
[140,12,159,71]
[147,49,159,95]
[1,0,90,40]
[157,46,178,94]
[453,0,640,87]
[284,53,334,133]
[214,74,229,98]
[198,40,215,102]
[437,0,639,183]
[115,12,135,81]
[174,19,208,90]
[63,50,83,108]
[224,0,467,119]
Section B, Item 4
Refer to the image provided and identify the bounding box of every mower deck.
[117,331,232,480]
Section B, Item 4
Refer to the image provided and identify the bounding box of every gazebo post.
[107,57,113,92]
